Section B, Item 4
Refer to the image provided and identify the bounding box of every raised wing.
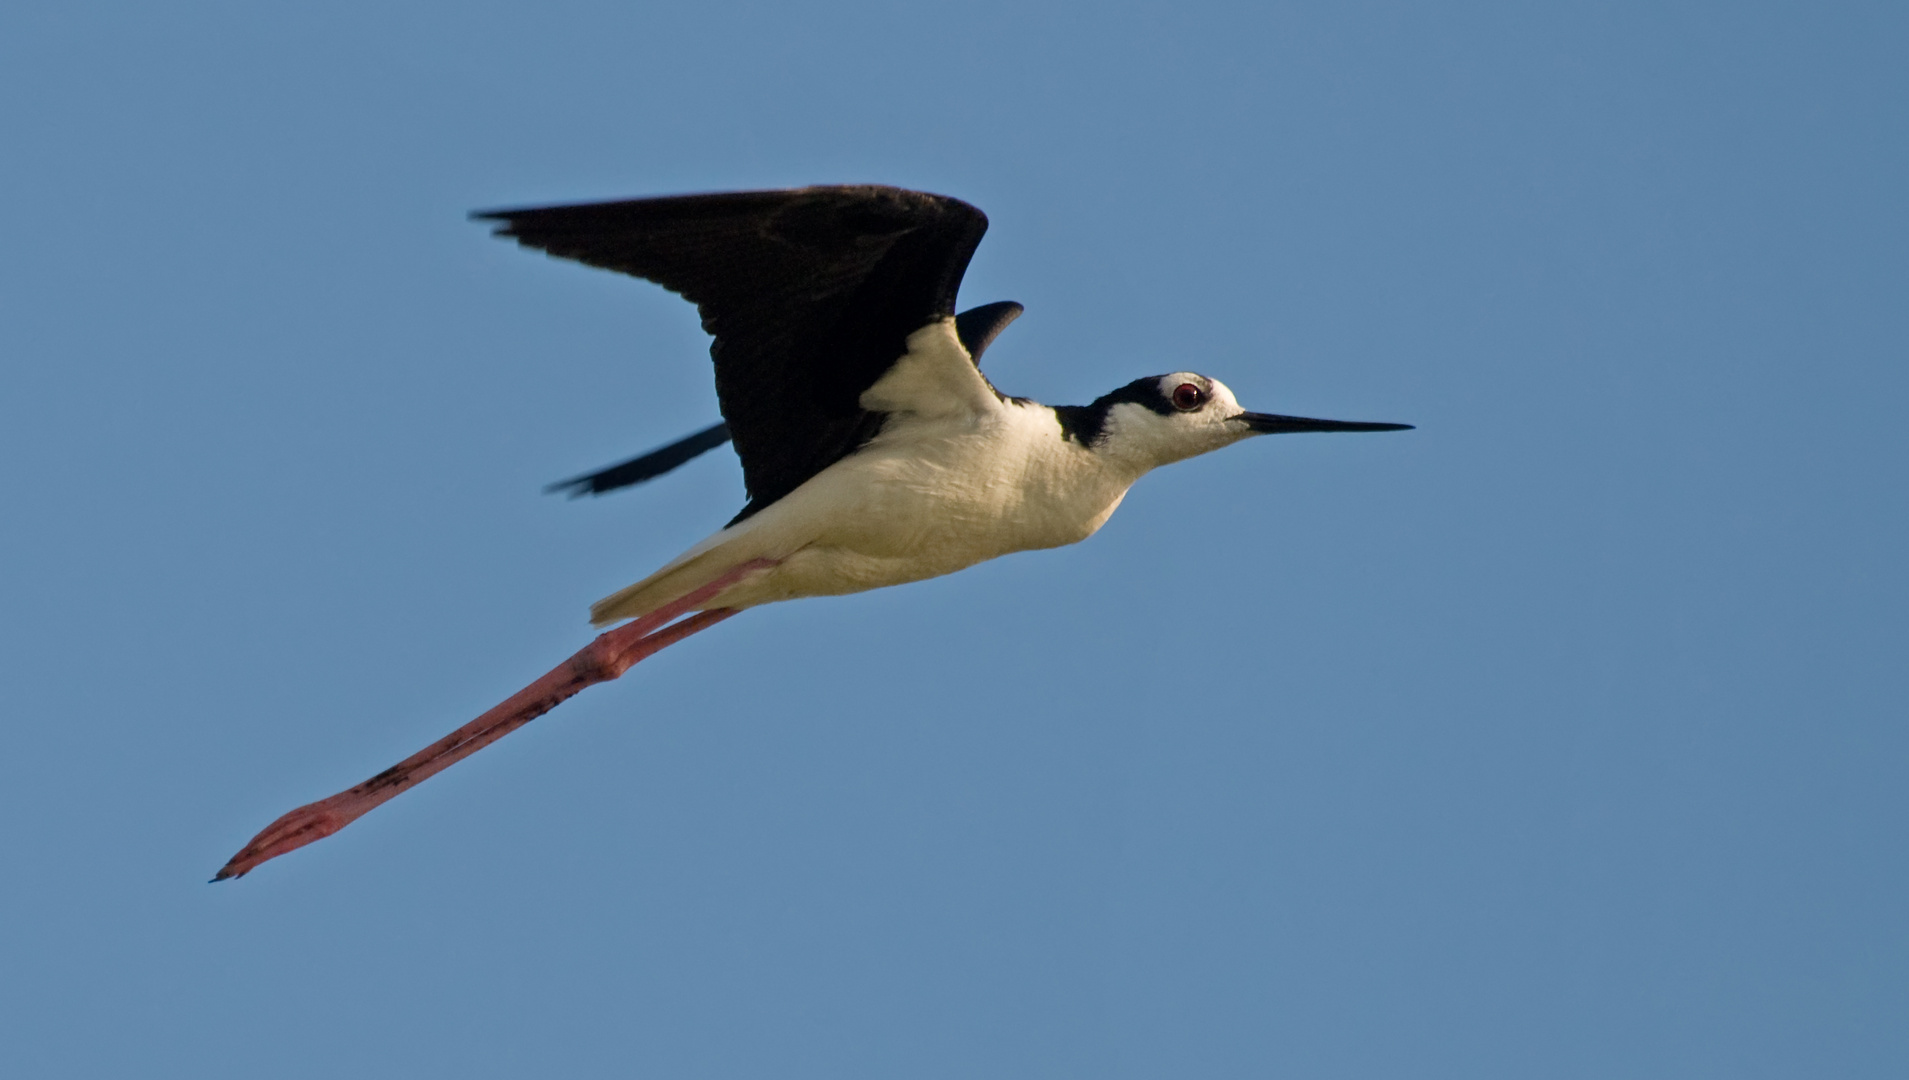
[475,186,991,518]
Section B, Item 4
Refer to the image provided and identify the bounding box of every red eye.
[1171,382,1205,411]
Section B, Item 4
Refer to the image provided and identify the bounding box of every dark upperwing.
[476,186,1001,519]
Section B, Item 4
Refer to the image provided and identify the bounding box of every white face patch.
[1096,372,1254,473]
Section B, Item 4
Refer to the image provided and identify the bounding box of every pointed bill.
[1234,412,1413,434]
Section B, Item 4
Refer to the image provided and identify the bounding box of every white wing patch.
[859,319,1001,419]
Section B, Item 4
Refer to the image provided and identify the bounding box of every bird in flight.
[214,186,1410,880]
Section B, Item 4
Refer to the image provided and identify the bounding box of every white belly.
[714,405,1133,607]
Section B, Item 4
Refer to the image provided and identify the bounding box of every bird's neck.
[1031,402,1152,486]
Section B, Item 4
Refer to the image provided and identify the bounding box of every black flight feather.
[545,421,734,498]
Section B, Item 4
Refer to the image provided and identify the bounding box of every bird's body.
[214,185,1410,881]
[595,320,1138,620]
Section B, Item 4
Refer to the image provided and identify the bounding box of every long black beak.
[1235,411,1414,434]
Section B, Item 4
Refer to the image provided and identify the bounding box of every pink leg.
[212,558,778,881]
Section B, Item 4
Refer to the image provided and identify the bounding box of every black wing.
[475,186,991,519]
[545,421,733,498]
[954,301,1024,362]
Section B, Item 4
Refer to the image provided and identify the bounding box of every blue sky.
[2,1,1904,1076]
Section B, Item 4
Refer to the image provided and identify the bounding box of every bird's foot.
[211,796,361,881]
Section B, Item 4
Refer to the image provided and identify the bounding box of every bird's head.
[1084,373,1412,474]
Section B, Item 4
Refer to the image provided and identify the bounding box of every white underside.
[590,320,1143,624]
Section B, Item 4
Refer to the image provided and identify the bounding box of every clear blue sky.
[3,1,1904,1076]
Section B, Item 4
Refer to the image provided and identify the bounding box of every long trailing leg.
[212,558,779,881]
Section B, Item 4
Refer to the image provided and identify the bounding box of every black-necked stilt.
[215,186,1410,880]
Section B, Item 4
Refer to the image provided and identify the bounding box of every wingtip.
[468,208,523,239]
[543,475,598,498]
